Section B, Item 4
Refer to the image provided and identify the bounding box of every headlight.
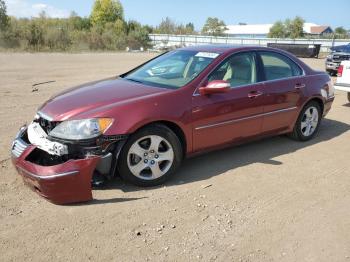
[49,118,114,140]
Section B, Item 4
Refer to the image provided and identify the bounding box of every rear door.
[192,51,265,152]
[257,51,306,134]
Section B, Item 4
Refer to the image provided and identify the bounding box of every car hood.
[331,52,350,56]
[38,78,168,121]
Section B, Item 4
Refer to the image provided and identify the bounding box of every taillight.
[337,65,343,77]
[326,81,335,98]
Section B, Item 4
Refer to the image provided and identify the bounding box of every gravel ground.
[0,53,349,262]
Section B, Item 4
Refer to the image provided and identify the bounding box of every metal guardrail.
[149,34,350,53]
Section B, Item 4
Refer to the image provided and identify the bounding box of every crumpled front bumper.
[11,127,101,204]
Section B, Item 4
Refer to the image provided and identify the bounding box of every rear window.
[259,51,303,81]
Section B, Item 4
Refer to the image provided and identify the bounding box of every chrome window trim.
[193,74,306,96]
[192,49,307,97]
[258,74,307,85]
[192,74,308,97]
[17,167,79,180]
[258,50,306,79]
[195,107,298,130]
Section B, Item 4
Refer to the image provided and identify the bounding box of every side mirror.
[199,80,230,96]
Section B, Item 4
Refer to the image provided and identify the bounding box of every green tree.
[0,1,153,52]
[142,25,154,34]
[45,26,72,51]
[268,21,286,38]
[127,20,142,34]
[269,17,305,39]
[156,17,177,34]
[0,17,23,48]
[114,19,126,35]
[127,27,151,49]
[125,20,151,49]
[335,27,347,35]
[0,0,9,31]
[90,0,124,26]
[185,22,195,34]
[26,20,45,50]
[68,11,91,31]
[286,16,304,39]
[202,17,227,36]
[155,18,195,35]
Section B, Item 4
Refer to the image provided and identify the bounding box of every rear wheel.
[289,101,322,141]
[118,124,183,187]
[348,92,350,102]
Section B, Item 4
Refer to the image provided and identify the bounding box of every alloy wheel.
[127,135,174,180]
[300,106,319,137]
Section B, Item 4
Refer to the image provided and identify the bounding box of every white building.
[225,23,333,38]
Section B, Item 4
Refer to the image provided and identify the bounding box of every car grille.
[332,54,350,62]
[12,139,29,158]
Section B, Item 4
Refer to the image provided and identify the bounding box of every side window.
[259,51,303,81]
[208,52,257,88]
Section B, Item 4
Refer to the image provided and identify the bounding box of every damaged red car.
[11,45,334,204]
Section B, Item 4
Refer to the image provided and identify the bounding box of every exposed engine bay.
[17,116,128,183]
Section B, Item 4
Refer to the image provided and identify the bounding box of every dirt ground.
[0,53,349,262]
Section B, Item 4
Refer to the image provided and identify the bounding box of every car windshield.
[122,50,220,89]
[331,44,350,53]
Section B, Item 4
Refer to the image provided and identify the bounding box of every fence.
[149,34,350,53]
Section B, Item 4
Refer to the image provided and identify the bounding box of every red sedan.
[11,45,334,204]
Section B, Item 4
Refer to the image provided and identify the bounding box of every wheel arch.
[133,120,187,158]
[304,97,324,115]
[289,96,325,132]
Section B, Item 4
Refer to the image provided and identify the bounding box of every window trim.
[200,51,261,89]
[257,51,305,82]
[193,49,306,97]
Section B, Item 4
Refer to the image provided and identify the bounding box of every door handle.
[248,91,263,98]
[295,83,306,89]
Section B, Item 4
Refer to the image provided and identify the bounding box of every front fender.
[102,89,194,154]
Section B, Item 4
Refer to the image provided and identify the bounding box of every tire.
[118,124,183,187]
[327,70,335,76]
[289,101,322,141]
[328,70,338,77]
[348,92,350,102]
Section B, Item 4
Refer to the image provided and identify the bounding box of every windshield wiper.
[124,78,144,84]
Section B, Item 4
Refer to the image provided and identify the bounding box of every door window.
[259,51,303,81]
[208,52,257,88]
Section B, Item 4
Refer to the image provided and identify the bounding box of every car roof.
[179,44,314,75]
[179,44,272,53]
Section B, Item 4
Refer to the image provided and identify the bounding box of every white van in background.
[335,61,350,102]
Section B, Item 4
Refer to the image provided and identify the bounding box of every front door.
[192,51,265,152]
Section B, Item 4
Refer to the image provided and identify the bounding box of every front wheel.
[289,101,322,141]
[327,70,335,77]
[118,124,183,187]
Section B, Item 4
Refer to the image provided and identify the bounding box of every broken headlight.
[49,118,114,140]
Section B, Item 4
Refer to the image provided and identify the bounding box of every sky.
[4,0,350,29]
